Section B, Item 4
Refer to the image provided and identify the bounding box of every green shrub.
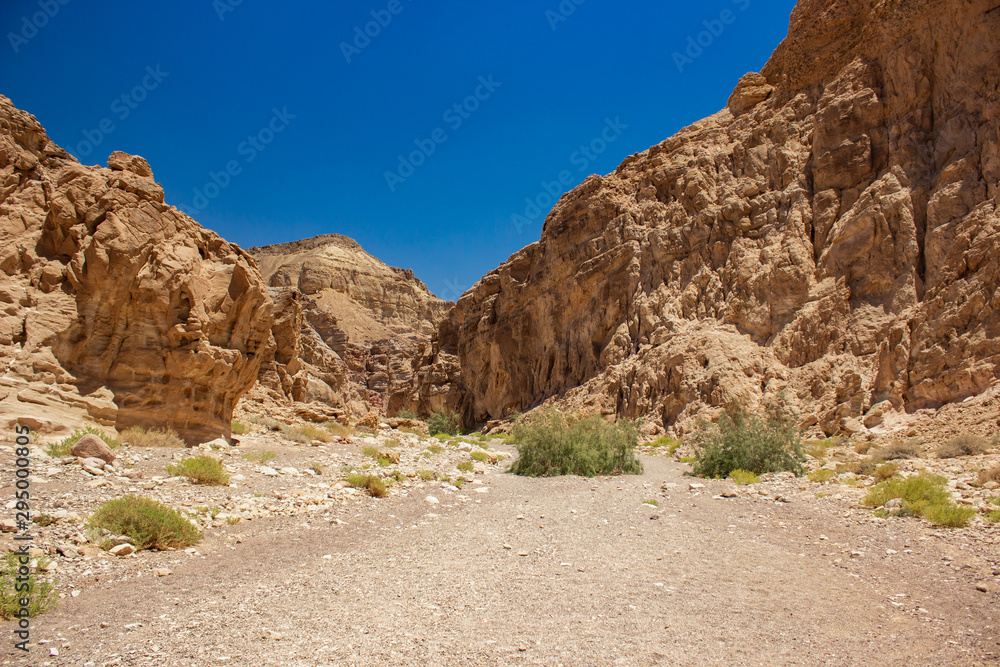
[0,552,58,620]
[808,469,836,483]
[89,496,202,550]
[120,426,185,448]
[456,461,474,473]
[729,469,760,485]
[426,444,444,455]
[873,463,898,481]
[986,509,1000,524]
[323,421,353,438]
[230,421,248,435]
[690,405,804,479]
[416,469,435,481]
[46,426,120,457]
[470,450,489,463]
[871,440,922,461]
[427,409,461,436]
[508,410,643,478]
[343,473,388,498]
[396,409,418,420]
[937,434,991,459]
[166,455,230,485]
[863,474,974,527]
[647,436,682,456]
[283,424,330,443]
[242,450,276,464]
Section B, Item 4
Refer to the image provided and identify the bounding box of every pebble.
[424,495,439,504]
[259,466,278,476]
[153,568,173,577]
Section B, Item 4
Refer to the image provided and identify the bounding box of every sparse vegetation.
[427,409,461,436]
[247,415,282,431]
[871,440,922,461]
[46,426,120,458]
[396,408,418,420]
[323,421,353,438]
[311,462,323,475]
[470,450,489,463]
[243,450,276,464]
[937,434,991,459]
[873,462,898,482]
[808,469,836,483]
[230,420,248,435]
[643,499,659,507]
[804,438,836,461]
[89,496,202,551]
[166,455,231,485]
[862,474,975,527]
[417,469,436,481]
[978,463,1000,486]
[456,461,474,473]
[282,424,330,443]
[729,469,760,485]
[32,513,57,527]
[121,425,185,448]
[647,437,682,456]
[427,443,444,455]
[508,410,643,478]
[343,473,388,498]
[0,552,58,620]
[690,405,804,479]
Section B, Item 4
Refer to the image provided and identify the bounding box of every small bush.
[648,437,681,455]
[0,552,58,620]
[690,405,804,479]
[121,426,185,448]
[873,463,898,481]
[427,409,461,436]
[508,410,642,478]
[470,450,489,463]
[230,421,248,435]
[361,445,380,459]
[937,434,991,459]
[417,469,435,481]
[863,474,973,527]
[343,473,387,498]
[456,461,474,473]
[89,496,202,550]
[871,440,921,461]
[426,443,444,455]
[323,421,353,438]
[248,415,282,431]
[978,464,1000,486]
[310,462,323,475]
[283,424,330,443]
[396,409,418,420]
[243,450,275,464]
[166,455,230,485]
[729,469,760,485]
[46,426,120,457]
[986,509,1000,524]
[808,469,836,483]
[643,499,659,507]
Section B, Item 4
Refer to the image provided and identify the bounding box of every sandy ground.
[4,451,998,666]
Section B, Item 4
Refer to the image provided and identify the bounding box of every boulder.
[71,435,115,465]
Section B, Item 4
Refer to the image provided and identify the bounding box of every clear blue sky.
[1,0,795,300]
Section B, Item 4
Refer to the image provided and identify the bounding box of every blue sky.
[1,0,795,300]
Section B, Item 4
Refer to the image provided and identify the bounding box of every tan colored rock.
[246,235,449,416]
[0,95,274,443]
[413,0,1000,436]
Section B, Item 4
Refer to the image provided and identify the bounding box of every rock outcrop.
[414,0,1000,436]
[246,234,450,416]
[0,96,273,442]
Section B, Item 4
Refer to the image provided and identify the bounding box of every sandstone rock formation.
[246,235,450,417]
[0,96,273,442]
[413,0,1000,436]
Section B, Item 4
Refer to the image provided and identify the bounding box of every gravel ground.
[4,448,998,666]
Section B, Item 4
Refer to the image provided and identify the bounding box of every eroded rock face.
[0,96,273,442]
[418,0,1000,435]
[247,234,450,416]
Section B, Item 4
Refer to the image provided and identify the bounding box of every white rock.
[259,466,278,476]
[153,568,172,577]
[424,495,440,504]
[201,438,230,449]
[688,483,705,490]
[474,487,490,493]
[280,467,300,476]
[109,543,136,556]
[458,443,473,452]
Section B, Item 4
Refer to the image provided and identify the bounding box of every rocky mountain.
[0,95,273,443]
[412,0,1000,436]
[246,234,450,417]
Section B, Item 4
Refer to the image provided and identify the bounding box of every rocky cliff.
[246,234,450,416]
[415,0,1000,436]
[0,95,273,442]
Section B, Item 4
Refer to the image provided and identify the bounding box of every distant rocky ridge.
[0,95,274,443]
[411,0,1000,436]
[246,234,450,417]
